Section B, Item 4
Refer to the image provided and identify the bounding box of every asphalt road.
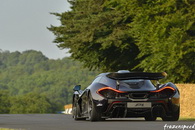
[0,114,194,130]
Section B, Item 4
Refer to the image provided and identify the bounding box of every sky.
[0,0,71,59]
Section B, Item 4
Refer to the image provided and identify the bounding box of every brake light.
[97,87,127,93]
[97,87,127,99]
[150,86,175,93]
[149,86,175,98]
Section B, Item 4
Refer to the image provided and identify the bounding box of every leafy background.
[49,0,195,83]
[0,50,98,113]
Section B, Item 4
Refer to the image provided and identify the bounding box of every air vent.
[129,93,148,99]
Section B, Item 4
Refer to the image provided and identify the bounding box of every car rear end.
[96,73,180,121]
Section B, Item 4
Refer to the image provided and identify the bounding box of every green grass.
[0,128,25,130]
[157,117,195,121]
[0,129,14,130]
[179,117,195,121]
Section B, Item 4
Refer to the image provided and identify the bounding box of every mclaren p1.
[72,70,180,121]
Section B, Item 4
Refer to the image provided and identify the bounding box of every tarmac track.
[0,114,194,130]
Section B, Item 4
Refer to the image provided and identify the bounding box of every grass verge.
[179,117,195,121]
[0,128,25,130]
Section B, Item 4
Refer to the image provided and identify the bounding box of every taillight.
[97,87,127,99]
[149,86,175,98]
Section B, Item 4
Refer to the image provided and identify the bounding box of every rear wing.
[106,72,167,80]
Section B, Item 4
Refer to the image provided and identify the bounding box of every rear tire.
[88,94,102,121]
[162,107,180,121]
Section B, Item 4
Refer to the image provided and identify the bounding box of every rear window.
[120,79,155,89]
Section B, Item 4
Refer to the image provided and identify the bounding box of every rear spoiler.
[106,72,167,80]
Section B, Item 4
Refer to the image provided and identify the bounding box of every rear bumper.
[95,98,179,118]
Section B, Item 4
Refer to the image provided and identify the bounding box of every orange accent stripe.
[151,86,175,93]
[97,87,127,94]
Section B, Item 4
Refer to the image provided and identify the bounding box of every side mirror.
[73,85,81,91]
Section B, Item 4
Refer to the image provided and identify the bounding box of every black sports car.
[72,70,180,121]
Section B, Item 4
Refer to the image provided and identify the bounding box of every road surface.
[0,114,194,130]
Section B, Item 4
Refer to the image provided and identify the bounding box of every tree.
[9,93,52,114]
[19,50,48,66]
[0,50,99,113]
[48,0,140,71]
[49,0,195,83]
[0,90,10,113]
[127,0,195,83]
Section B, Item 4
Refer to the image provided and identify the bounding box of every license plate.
[127,102,151,108]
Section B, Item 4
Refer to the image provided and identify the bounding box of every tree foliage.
[9,93,52,114]
[48,0,195,83]
[0,50,98,113]
[127,0,195,83]
[0,90,10,113]
[48,0,140,71]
